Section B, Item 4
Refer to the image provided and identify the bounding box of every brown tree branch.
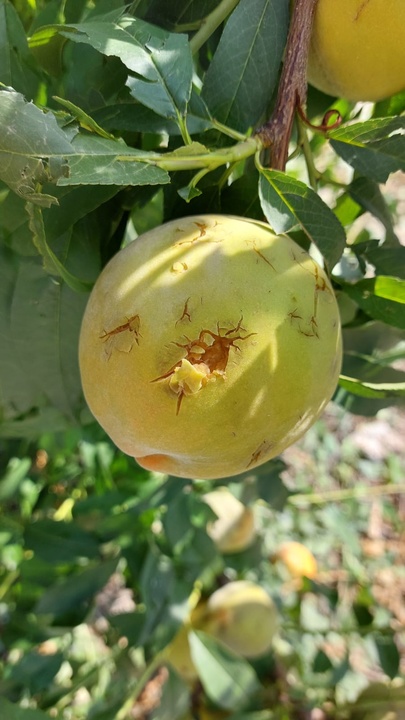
[255,0,318,170]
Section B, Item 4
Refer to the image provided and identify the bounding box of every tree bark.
[255,0,318,170]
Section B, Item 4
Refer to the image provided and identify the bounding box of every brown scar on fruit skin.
[291,252,333,338]
[355,0,371,21]
[174,220,221,247]
[252,243,276,270]
[152,317,257,414]
[99,314,141,358]
[175,297,192,325]
[288,308,303,323]
[247,440,272,469]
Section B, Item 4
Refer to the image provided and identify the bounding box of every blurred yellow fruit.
[307,0,405,101]
[79,215,342,480]
[351,682,405,720]
[203,487,255,553]
[163,624,197,683]
[201,580,278,658]
[275,541,318,580]
[163,580,277,682]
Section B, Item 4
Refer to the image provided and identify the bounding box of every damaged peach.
[79,215,342,479]
[153,320,256,413]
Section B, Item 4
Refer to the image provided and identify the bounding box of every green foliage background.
[0,0,404,718]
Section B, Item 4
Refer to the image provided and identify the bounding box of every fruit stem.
[255,0,317,170]
[150,136,262,171]
[296,117,319,190]
[189,0,240,55]
[115,651,165,720]
[289,483,405,507]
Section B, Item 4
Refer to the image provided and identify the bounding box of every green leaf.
[52,15,193,120]
[91,95,212,136]
[24,519,100,564]
[330,116,405,144]
[375,635,400,679]
[348,177,399,244]
[361,246,405,280]
[0,0,39,98]
[329,117,405,183]
[0,457,31,500]
[338,375,405,399]
[9,651,64,694]
[189,631,260,712]
[52,95,116,139]
[35,557,119,616]
[0,234,95,436]
[26,202,94,291]
[57,134,170,187]
[126,29,193,121]
[0,699,50,720]
[342,276,405,329]
[0,88,72,206]
[259,169,346,269]
[201,0,289,132]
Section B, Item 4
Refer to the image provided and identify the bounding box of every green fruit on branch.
[203,487,255,553]
[200,580,278,658]
[307,0,405,101]
[79,215,342,480]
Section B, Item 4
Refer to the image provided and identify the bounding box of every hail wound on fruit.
[99,314,141,358]
[176,297,192,325]
[174,220,221,247]
[291,252,333,338]
[288,308,303,323]
[152,318,256,414]
[251,243,276,270]
[171,261,188,274]
[354,0,372,21]
[247,440,272,469]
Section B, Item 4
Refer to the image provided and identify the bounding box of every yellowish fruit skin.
[163,624,198,683]
[163,582,276,677]
[79,215,342,480]
[276,541,318,579]
[307,0,405,101]
[203,487,256,553]
[202,580,278,658]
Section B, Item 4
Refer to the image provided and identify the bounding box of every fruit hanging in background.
[200,580,278,658]
[275,541,318,580]
[307,0,405,101]
[79,215,342,480]
[203,487,255,553]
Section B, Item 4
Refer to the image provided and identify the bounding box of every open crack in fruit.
[79,215,342,479]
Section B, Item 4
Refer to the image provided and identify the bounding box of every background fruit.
[163,624,198,684]
[307,0,405,101]
[203,487,255,553]
[275,541,318,580]
[201,581,278,658]
[79,215,342,480]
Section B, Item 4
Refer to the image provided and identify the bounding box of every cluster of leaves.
[0,0,404,437]
[0,422,404,719]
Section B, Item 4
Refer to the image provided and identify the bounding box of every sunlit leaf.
[189,631,260,711]
[201,0,289,132]
[259,169,346,268]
